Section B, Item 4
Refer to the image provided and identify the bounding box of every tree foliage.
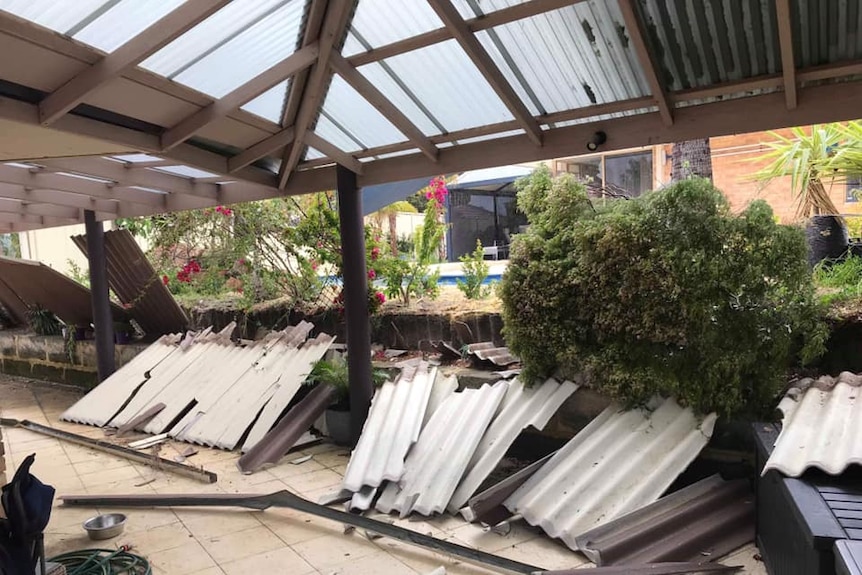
[457,240,491,299]
[501,170,826,417]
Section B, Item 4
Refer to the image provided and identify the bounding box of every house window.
[847,178,861,203]
[605,152,653,198]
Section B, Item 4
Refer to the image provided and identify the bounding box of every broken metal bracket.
[61,489,541,574]
[0,418,217,484]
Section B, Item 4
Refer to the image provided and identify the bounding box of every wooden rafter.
[0,184,118,214]
[428,0,543,146]
[304,132,363,174]
[618,0,673,126]
[330,53,438,162]
[160,43,320,151]
[775,0,798,109]
[278,1,356,188]
[228,128,296,173]
[38,0,229,126]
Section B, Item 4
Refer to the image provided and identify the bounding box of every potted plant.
[113,321,134,345]
[304,355,389,445]
[26,305,61,336]
[754,124,848,265]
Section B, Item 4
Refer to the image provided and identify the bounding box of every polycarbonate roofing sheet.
[241,79,289,122]
[341,362,436,492]
[345,0,443,57]
[505,396,718,551]
[0,0,112,39]
[73,0,186,53]
[763,372,862,477]
[318,76,408,150]
[140,0,305,98]
[360,39,515,134]
[472,1,649,115]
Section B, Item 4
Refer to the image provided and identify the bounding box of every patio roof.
[0,0,860,231]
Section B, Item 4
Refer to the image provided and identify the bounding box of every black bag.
[0,453,55,575]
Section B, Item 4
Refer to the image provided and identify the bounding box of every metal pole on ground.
[336,165,373,445]
[84,210,115,381]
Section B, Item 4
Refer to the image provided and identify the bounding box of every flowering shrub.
[380,177,447,304]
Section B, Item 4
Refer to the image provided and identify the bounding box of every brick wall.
[660,129,861,223]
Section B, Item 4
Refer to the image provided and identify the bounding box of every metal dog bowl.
[83,513,127,540]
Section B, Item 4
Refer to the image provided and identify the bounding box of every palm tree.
[370,200,417,256]
[672,139,713,182]
[753,125,845,220]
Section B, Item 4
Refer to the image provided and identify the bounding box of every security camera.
[586,131,607,151]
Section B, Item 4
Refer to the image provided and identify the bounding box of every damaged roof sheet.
[448,378,578,512]
[763,372,862,477]
[505,397,718,551]
[61,322,333,451]
[575,474,754,565]
[341,362,436,492]
[376,381,509,517]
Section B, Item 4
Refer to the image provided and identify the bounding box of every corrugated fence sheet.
[342,361,436,492]
[764,372,862,477]
[72,229,188,335]
[505,397,718,551]
[575,474,754,565]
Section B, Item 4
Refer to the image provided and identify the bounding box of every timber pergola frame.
[0,0,858,232]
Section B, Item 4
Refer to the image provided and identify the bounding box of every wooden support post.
[84,210,115,381]
[336,165,373,445]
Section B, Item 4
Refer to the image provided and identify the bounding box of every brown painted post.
[336,165,373,445]
[84,210,115,381]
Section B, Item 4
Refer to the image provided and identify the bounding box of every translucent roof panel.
[241,79,289,122]
[0,0,109,37]
[474,1,649,115]
[449,0,529,19]
[140,0,305,98]
[359,40,514,134]
[111,153,164,163]
[304,147,326,161]
[313,114,365,154]
[154,165,219,179]
[73,0,186,53]
[344,0,443,57]
[318,76,409,151]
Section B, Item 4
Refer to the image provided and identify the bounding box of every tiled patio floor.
[0,376,768,574]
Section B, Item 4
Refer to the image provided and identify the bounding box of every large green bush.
[501,168,826,417]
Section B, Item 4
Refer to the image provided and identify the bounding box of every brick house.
[552,128,862,225]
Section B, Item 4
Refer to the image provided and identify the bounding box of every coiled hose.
[48,546,151,575]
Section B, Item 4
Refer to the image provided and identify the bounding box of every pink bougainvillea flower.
[367,269,376,280]
[162,275,169,285]
[375,291,386,304]
[371,247,380,260]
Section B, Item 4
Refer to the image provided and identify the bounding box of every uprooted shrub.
[501,169,827,417]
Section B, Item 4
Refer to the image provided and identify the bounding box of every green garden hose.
[48,546,151,575]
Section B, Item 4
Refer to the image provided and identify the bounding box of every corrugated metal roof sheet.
[575,474,754,565]
[376,381,509,517]
[342,362,437,492]
[638,0,780,91]
[61,323,334,451]
[763,372,862,478]
[468,1,650,116]
[72,229,188,336]
[0,255,127,327]
[792,0,862,68]
[465,342,519,367]
[505,397,718,551]
[448,378,578,511]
